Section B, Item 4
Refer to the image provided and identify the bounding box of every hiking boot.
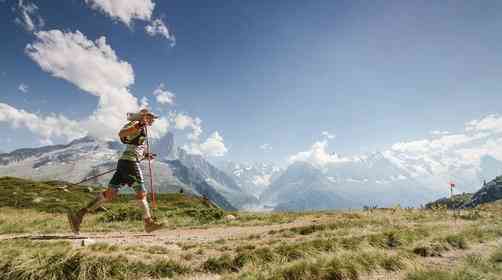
[67,209,86,235]
[144,218,164,233]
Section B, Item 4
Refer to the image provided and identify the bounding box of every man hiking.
[68,109,164,234]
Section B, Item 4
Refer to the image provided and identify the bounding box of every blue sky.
[1,0,502,165]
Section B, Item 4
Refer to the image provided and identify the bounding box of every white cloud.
[84,0,155,26]
[3,29,224,149]
[465,114,502,134]
[15,0,45,32]
[260,144,272,151]
[18,83,29,93]
[183,131,228,157]
[147,116,169,139]
[200,131,228,157]
[0,103,86,144]
[288,114,502,178]
[140,96,149,108]
[1,29,172,144]
[383,114,502,184]
[145,18,175,45]
[321,131,336,140]
[289,140,352,168]
[153,83,175,105]
[391,131,490,156]
[84,0,176,44]
[171,111,227,157]
[25,30,140,140]
[430,130,450,136]
[173,112,202,140]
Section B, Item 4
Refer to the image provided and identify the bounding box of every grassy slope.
[0,177,297,234]
[1,177,502,279]
[0,176,218,213]
[425,193,474,210]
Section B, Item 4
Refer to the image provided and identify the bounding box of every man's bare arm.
[118,122,143,138]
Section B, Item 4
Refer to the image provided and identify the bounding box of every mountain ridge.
[0,135,243,210]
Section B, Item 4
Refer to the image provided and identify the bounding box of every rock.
[32,197,43,203]
[81,238,96,247]
[224,214,237,221]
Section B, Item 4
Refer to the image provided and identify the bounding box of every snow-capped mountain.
[215,161,283,198]
[0,135,248,210]
[151,132,176,160]
[257,148,502,210]
[0,136,120,181]
[256,152,437,211]
[176,149,258,208]
[322,152,436,207]
[260,161,355,211]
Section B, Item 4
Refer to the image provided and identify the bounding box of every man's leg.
[132,183,163,233]
[136,191,152,220]
[68,186,119,234]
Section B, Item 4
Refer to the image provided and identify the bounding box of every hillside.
[425,193,474,209]
[0,135,248,210]
[2,177,502,279]
[0,176,228,231]
[426,175,502,209]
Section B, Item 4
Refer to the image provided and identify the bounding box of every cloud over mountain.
[288,140,353,168]
[174,113,228,157]
[25,30,141,140]
[183,131,228,157]
[0,103,85,145]
[289,114,502,193]
[0,28,223,156]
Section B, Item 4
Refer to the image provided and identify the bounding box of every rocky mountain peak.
[152,132,175,160]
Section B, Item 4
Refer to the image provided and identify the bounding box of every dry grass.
[2,177,502,279]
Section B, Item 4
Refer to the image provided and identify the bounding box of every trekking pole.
[145,126,157,208]
[74,168,117,186]
[70,155,150,188]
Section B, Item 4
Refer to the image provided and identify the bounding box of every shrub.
[412,242,448,257]
[489,247,502,263]
[406,270,452,280]
[98,206,144,222]
[445,234,468,249]
[181,208,224,223]
[275,243,307,261]
[203,254,235,273]
[277,260,324,280]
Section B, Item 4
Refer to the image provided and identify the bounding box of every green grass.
[406,248,502,280]
[0,176,97,213]
[3,176,502,279]
[0,176,301,233]
[0,240,191,280]
[0,176,215,214]
[0,176,231,233]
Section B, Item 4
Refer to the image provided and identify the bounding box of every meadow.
[1,177,502,280]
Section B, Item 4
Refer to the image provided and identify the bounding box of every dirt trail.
[0,218,316,247]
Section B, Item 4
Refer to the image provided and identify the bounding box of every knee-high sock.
[81,193,106,214]
[137,198,152,219]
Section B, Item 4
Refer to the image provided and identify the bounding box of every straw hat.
[127,109,159,121]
